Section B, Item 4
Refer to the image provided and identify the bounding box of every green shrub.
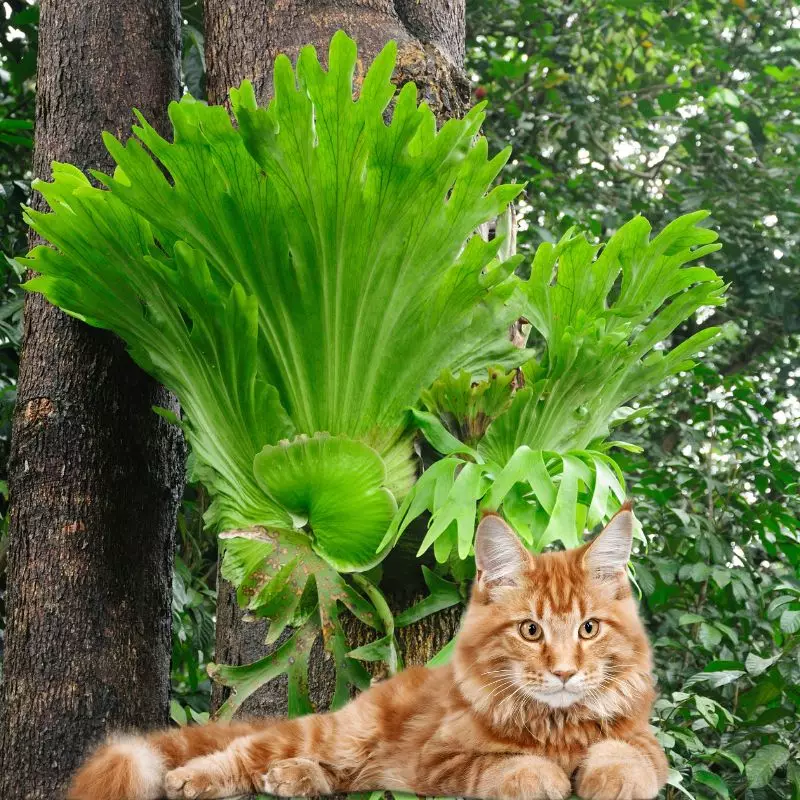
[628,359,800,800]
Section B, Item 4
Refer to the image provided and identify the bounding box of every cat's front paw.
[575,741,659,800]
[259,757,334,797]
[502,758,572,800]
[533,762,573,800]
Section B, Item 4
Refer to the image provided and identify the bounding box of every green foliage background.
[1,1,798,798]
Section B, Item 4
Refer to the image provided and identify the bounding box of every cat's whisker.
[480,669,519,679]
[480,672,518,683]
[600,674,644,698]
[482,680,516,689]
[483,684,516,701]
[498,679,532,712]
[479,673,519,688]
[584,680,635,716]
[484,680,518,700]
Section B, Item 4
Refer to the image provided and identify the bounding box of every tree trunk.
[205,0,468,115]
[206,0,469,718]
[0,3,185,798]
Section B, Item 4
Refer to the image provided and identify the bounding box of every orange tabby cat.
[68,506,667,800]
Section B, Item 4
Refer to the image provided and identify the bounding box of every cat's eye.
[579,618,600,639]
[519,620,543,642]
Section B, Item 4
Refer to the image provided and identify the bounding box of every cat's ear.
[583,504,633,580]
[475,514,531,589]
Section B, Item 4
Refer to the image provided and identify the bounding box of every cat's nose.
[552,669,577,684]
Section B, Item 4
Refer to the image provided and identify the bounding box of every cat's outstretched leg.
[165,753,338,799]
[164,751,338,799]
[163,712,347,799]
[164,739,256,799]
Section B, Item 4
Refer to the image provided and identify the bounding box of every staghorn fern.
[389,213,726,556]
[21,30,726,714]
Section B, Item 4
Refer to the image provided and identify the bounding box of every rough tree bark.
[0,2,185,798]
[205,0,469,718]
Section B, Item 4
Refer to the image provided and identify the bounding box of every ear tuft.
[474,514,530,588]
[583,506,634,580]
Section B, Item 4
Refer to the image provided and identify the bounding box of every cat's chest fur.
[428,680,611,774]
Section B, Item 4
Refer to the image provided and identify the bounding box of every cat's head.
[453,507,653,725]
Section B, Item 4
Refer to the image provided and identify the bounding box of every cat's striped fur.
[68,506,667,800]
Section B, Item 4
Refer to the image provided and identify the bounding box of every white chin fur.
[531,689,583,708]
